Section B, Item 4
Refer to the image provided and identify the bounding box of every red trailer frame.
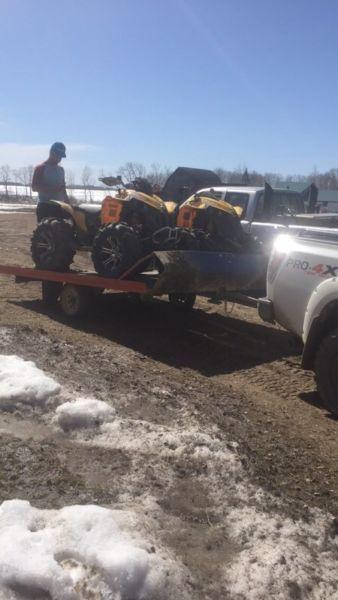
[0,264,150,294]
[0,263,196,316]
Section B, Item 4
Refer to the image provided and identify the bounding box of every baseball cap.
[50,142,66,158]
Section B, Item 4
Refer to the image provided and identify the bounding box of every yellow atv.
[31,200,101,271]
[177,191,259,252]
[92,177,197,277]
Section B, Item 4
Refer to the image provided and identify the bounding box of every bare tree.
[12,169,20,199]
[66,169,76,190]
[146,163,171,188]
[65,169,77,204]
[214,167,232,183]
[82,165,93,201]
[15,166,34,200]
[118,161,146,182]
[0,165,11,198]
[26,165,34,198]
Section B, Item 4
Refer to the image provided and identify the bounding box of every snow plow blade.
[150,251,266,295]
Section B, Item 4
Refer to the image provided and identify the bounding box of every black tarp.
[161,167,221,204]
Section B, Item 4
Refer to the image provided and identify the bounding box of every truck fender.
[302,277,338,369]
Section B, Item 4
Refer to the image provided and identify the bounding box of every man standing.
[32,142,69,219]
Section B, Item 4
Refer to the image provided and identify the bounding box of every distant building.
[316,190,338,213]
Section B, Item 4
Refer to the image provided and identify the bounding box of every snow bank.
[0,499,178,600]
[55,397,115,431]
[89,418,338,599]
[0,355,60,409]
[0,356,336,598]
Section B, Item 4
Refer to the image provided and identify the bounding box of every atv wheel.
[31,218,76,271]
[168,293,196,310]
[315,328,338,416]
[92,224,142,278]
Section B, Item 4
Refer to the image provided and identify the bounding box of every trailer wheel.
[315,328,338,416]
[59,284,90,317]
[168,293,196,311]
[41,281,62,306]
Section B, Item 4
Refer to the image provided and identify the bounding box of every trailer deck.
[0,264,150,294]
[0,249,267,317]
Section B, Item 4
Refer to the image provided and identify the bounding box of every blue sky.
[0,0,338,179]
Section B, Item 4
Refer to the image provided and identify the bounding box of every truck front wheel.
[315,328,338,416]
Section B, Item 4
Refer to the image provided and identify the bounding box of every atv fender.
[37,200,75,225]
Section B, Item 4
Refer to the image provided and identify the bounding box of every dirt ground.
[0,212,337,597]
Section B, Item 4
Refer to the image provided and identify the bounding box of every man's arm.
[31,164,44,192]
[60,167,69,203]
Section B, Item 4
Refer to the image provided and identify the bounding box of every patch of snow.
[80,417,338,599]
[0,328,12,346]
[0,355,336,598]
[0,499,185,600]
[87,416,239,471]
[0,203,35,211]
[151,386,173,397]
[0,355,60,410]
[225,505,338,599]
[55,397,115,431]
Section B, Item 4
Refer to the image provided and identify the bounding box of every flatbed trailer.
[0,250,267,317]
[0,263,167,317]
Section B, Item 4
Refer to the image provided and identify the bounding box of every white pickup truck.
[199,184,338,251]
[258,231,338,415]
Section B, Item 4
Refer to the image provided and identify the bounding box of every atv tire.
[31,218,76,271]
[315,328,338,416]
[92,223,142,278]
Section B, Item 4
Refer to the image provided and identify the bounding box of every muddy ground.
[0,212,337,597]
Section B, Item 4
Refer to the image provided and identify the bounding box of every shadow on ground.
[299,391,337,421]
[11,293,301,377]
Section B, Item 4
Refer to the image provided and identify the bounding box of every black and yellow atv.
[177,191,260,253]
[91,177,197,277]
[31,200,101,271]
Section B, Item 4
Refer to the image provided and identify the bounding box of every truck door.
[246,187,287,251]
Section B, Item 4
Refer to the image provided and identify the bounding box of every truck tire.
[92,224,141,278]
[315,328,338,416]
[31,218,76,271]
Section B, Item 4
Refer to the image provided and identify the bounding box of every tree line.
[2,162,338,201]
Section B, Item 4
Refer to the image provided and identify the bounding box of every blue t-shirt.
[32,160,66,202]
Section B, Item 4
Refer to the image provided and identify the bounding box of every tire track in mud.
[184,301,316,404]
